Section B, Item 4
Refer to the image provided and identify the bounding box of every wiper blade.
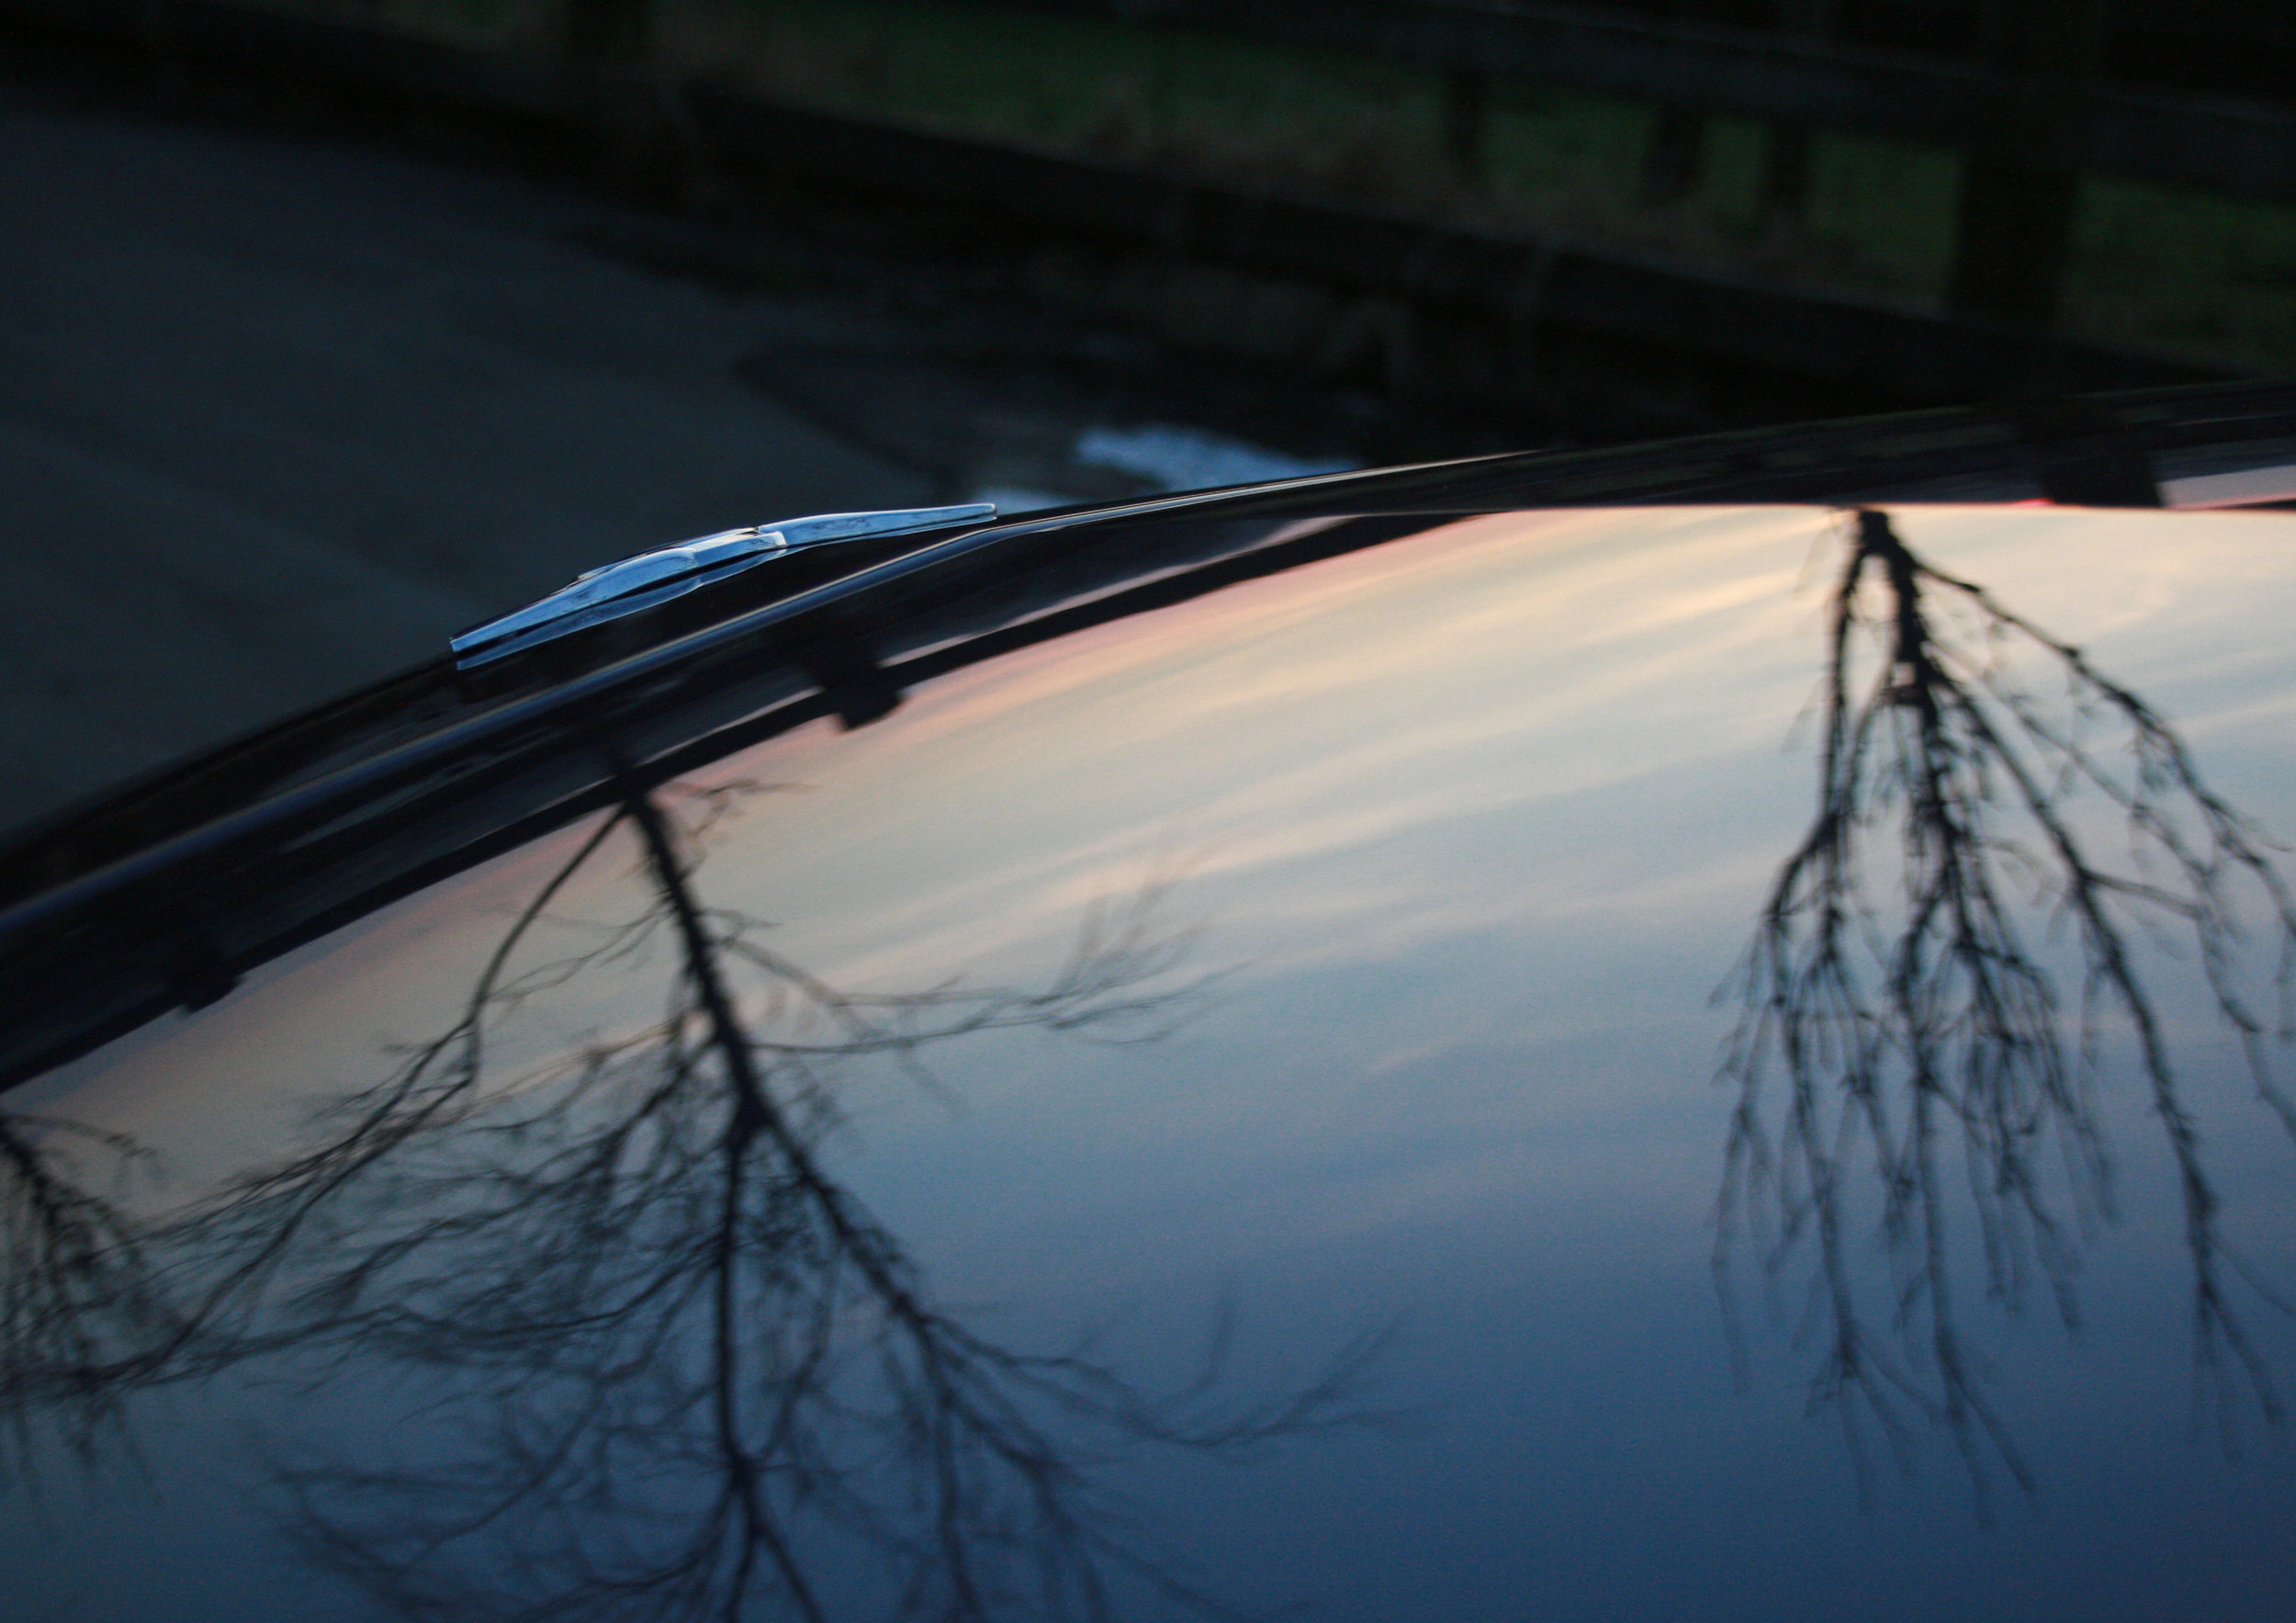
[450,503,996,667]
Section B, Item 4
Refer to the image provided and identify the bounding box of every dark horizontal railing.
[37,0,2296,331]
[1474,0,2296,108]
[1003,0,2296,325]
[1015,0,2296,208]
[1,0,2227,416]
[0,0,2223,403]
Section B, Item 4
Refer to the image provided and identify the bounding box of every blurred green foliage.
[2075,180,2296,366]
[258,0,2296,371]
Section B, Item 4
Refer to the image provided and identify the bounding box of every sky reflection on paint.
[13,502,2296,1621]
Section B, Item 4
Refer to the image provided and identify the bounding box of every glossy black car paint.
[4,381,2296,1622]
[7,379,2296,1087]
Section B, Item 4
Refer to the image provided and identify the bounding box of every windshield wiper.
[449,503,996,668]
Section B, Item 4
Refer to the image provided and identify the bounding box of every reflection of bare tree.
[43,787,1368,1620]
[0,1113,166,1470]
[1718,509,2296,1501]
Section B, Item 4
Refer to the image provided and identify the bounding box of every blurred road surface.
[0,82,935,832]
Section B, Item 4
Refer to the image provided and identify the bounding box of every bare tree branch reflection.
[0,1112,167,1471]
[1718,508,2296,1503]
[89,788,1371,1620]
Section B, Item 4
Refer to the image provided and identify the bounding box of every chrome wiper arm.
[450,503,995,668]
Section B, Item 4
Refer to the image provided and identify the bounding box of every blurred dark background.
[3,0,2291,828]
